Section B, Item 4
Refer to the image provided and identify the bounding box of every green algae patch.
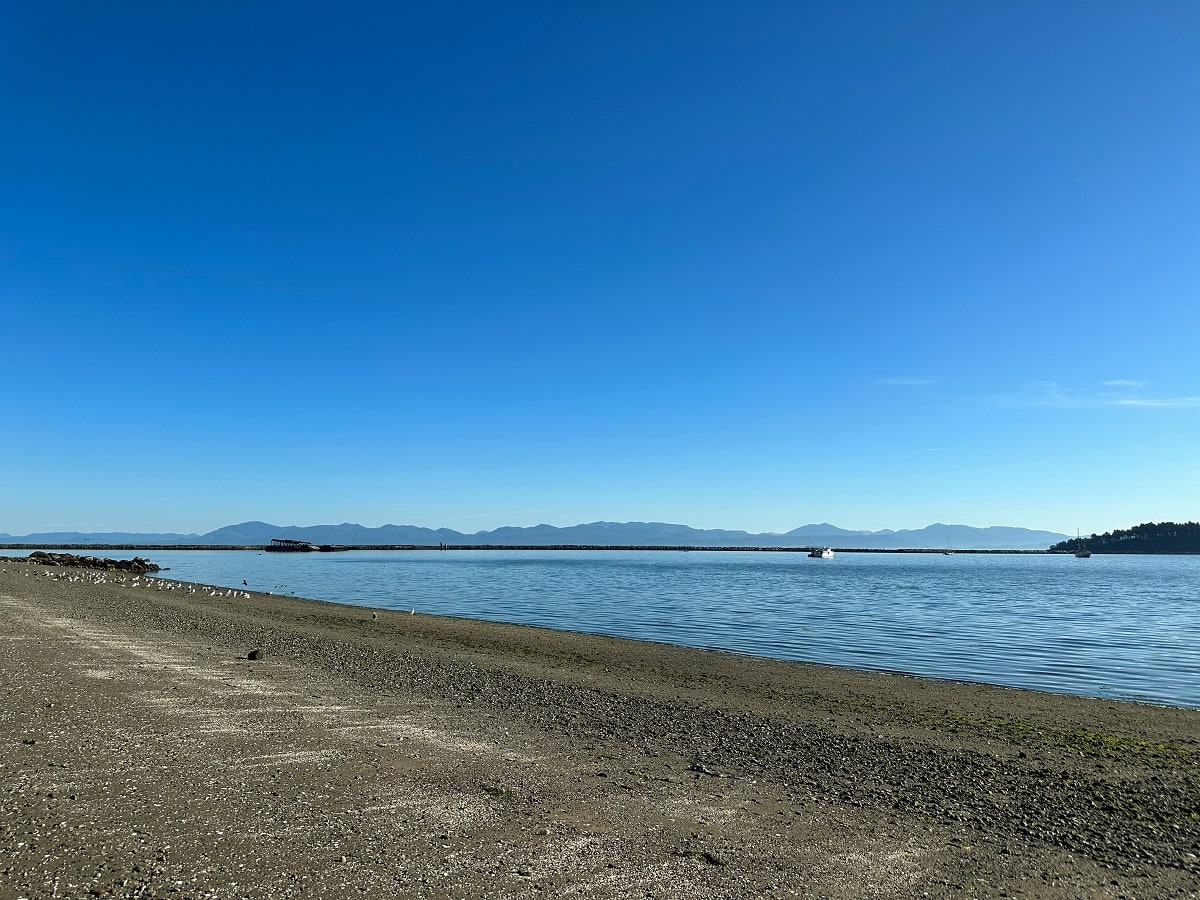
[955,716,1199,761]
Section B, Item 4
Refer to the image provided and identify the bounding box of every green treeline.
[1049,521,1200,554]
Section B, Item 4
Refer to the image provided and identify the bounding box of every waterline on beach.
[6,548,1198,708]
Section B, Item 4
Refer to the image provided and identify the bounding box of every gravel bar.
[1,558,1197,899]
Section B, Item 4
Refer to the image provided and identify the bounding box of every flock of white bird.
[3,566,253,599]
[2,564,413,616]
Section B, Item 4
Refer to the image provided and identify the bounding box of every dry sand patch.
[4,591,921,898]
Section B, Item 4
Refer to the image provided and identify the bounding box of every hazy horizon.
[0,517,1074,539]
[4,3,1197,538]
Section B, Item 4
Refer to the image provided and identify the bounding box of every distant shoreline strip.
[0,543,1053,554]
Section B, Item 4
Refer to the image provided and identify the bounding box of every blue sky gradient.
[3,1,1198,536]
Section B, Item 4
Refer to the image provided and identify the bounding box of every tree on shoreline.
[1049,521,1200,554]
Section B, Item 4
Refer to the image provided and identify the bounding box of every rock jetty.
[24,550,161,574]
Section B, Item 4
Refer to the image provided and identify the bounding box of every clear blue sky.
[3,1,1198,537]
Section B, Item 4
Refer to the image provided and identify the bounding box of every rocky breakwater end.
[24,550,161,574]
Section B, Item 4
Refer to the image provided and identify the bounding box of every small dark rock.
[248,649,264,660]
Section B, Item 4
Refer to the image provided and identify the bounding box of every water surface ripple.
[16,549,1199,708]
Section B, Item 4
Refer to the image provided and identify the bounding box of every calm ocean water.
[7,549,1198,708]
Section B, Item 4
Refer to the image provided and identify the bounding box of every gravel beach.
[1,557,1197,899]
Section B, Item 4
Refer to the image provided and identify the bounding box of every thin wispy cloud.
[1001,381,1200,409]
[1108,396,1200,408]
[998,382,1076,408]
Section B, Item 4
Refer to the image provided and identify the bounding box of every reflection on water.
[8,548,1199,708]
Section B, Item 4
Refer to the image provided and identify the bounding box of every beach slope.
[1,559,1197,898]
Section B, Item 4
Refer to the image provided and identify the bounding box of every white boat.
[808,547,834,559]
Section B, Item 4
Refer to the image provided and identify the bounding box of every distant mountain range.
[0,521,1070,550]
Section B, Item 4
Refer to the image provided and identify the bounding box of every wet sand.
[1,558,1197,898]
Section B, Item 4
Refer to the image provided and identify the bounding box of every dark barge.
[264,538,319,552]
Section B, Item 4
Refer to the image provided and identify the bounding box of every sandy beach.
[1,557,1197,899]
